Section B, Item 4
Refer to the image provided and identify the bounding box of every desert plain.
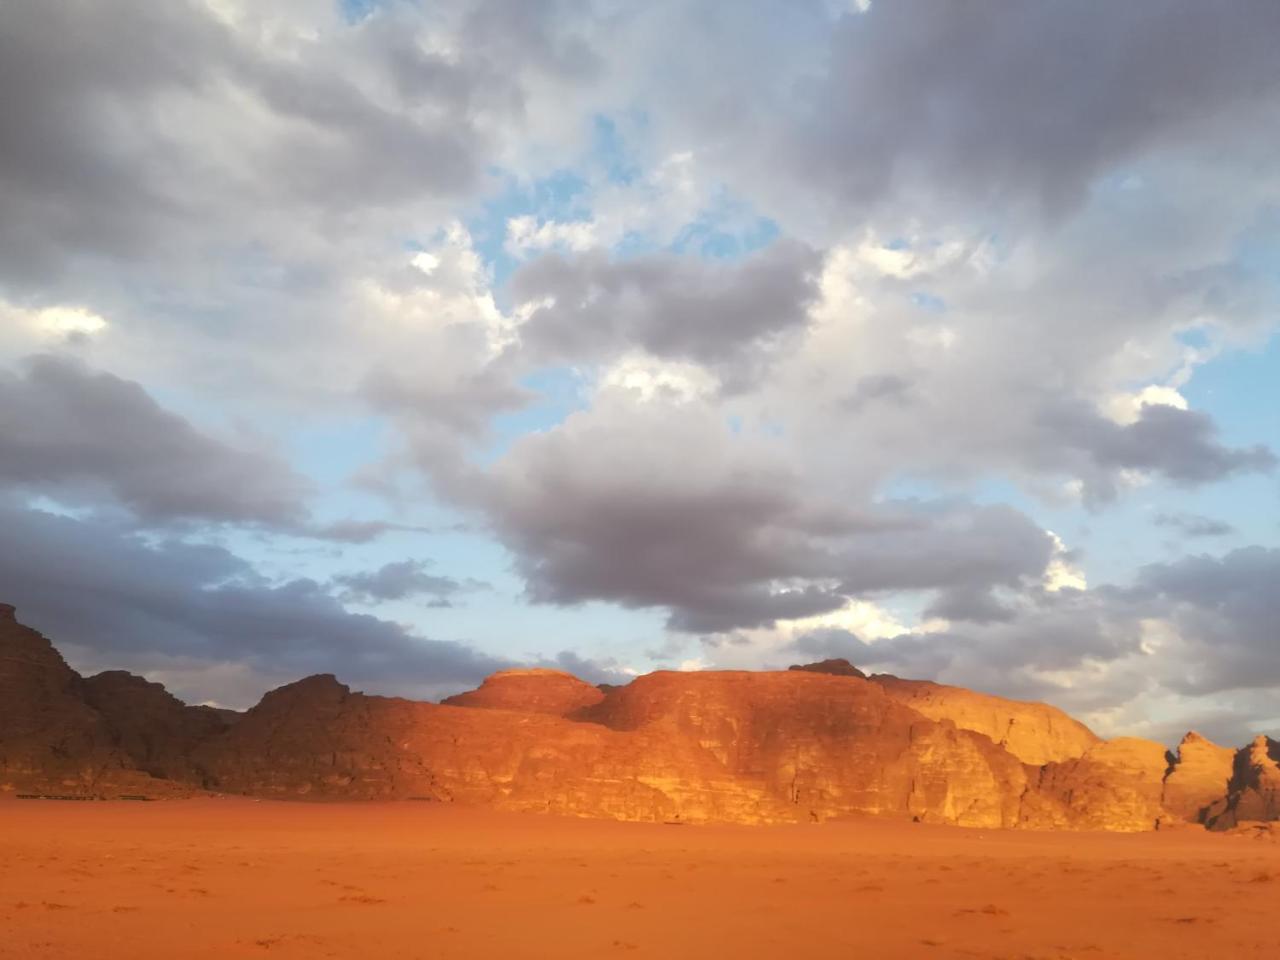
[2,798,1278,960]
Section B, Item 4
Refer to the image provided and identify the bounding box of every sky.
[0,0,1277,746]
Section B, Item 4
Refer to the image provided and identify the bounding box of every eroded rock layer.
[441,668,605,716]
[871,675,1100,766]
[1162,732,1235,823]
[1206,735,1280,830]
[0,605,170,796]
[1,604,1276,832]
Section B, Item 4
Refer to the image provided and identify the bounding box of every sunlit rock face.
[1206,735,1280,830]
[871,676,1100,766]
[2,603,1278,831]
[1162,732,1236,823]
[1021,738,1172,831]
[575,670,1031,826]
[441,668,606,717]
[197,669,1032,826]
[192,675,703,820]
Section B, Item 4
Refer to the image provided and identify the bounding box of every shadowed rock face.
[787,658,867,679]
[0,605,163,795]
[82,671,234,782]
[1,602,1276,830]
[1206,735,1280,830]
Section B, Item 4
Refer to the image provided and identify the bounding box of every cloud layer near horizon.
[0,0,1277,742]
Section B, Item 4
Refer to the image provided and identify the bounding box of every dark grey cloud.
[475,403,1056,632]
[0,0,220,281]
[509,240,821,373]
[1153,512,1236,539]
[0,501,510,706]
[0,0,542,287]
[781,627,972,689]
[1041,401,1275,498]
[1134,546,1280,694]
[303,519,435,544]
[839,374,914,414]
[831,502,1054,597]
[770,0,1280,218]
[333,559,486,607]
[786,585,1153,713]
[0,354,309,526]
[778,546,1280,736]
[923,586,1016,625]
[364,360,533,438]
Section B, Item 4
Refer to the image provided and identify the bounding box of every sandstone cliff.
[871,675,1100,766]
[83,670,234,782]
[0,604,170,795]
[2,602,1276,832]
[193,669,1033,825]
[1162,731,1235,822]
[441,668,605,716]
[1021,737,1171,831]
[1206,735,1280,830]
[787,657,867,679]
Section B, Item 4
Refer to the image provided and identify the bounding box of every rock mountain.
[2,603,1276,831]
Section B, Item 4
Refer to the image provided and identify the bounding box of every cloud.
[0,0,598,289]
[645,1,1280,222]
[461,393,1056,633]
[509,240,821,375]
[1134,546,1280,694]
[770,547,1280,737]
[839,373,914,413]
[1042,401,1275,496]
[531,649,634,687]
[1153,512,1236,539]
[922,587,1015,625]
[2,0,1278,744]
[0,354,309,526]
[333,559,486,606]
[0,501,510,706]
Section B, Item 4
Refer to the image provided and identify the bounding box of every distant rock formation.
[1020,737,1170,831]
[0,604,168,796]
[1162,731,1235,822]
[787,658,867,679]
[870,675,1100,766]
[442,668,605,716]
[1,602,1276,832]
[1206,735,1280,829]
[83,670,234,782]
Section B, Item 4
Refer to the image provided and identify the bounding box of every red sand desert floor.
[2,798,1278,959]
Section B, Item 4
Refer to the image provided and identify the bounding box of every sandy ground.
[1,799,1277,960]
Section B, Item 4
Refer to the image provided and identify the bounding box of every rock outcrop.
[1022,737,1171,831]
[0,605,168,795]
[83,670,234,782]
[1206,735,1280,830]
[871,675,1100,766]
[2,602,1276,831]
[787,658,867,679]
[442,668,605,716]
[198,668,1033,825]
[1162,731,1235,823]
